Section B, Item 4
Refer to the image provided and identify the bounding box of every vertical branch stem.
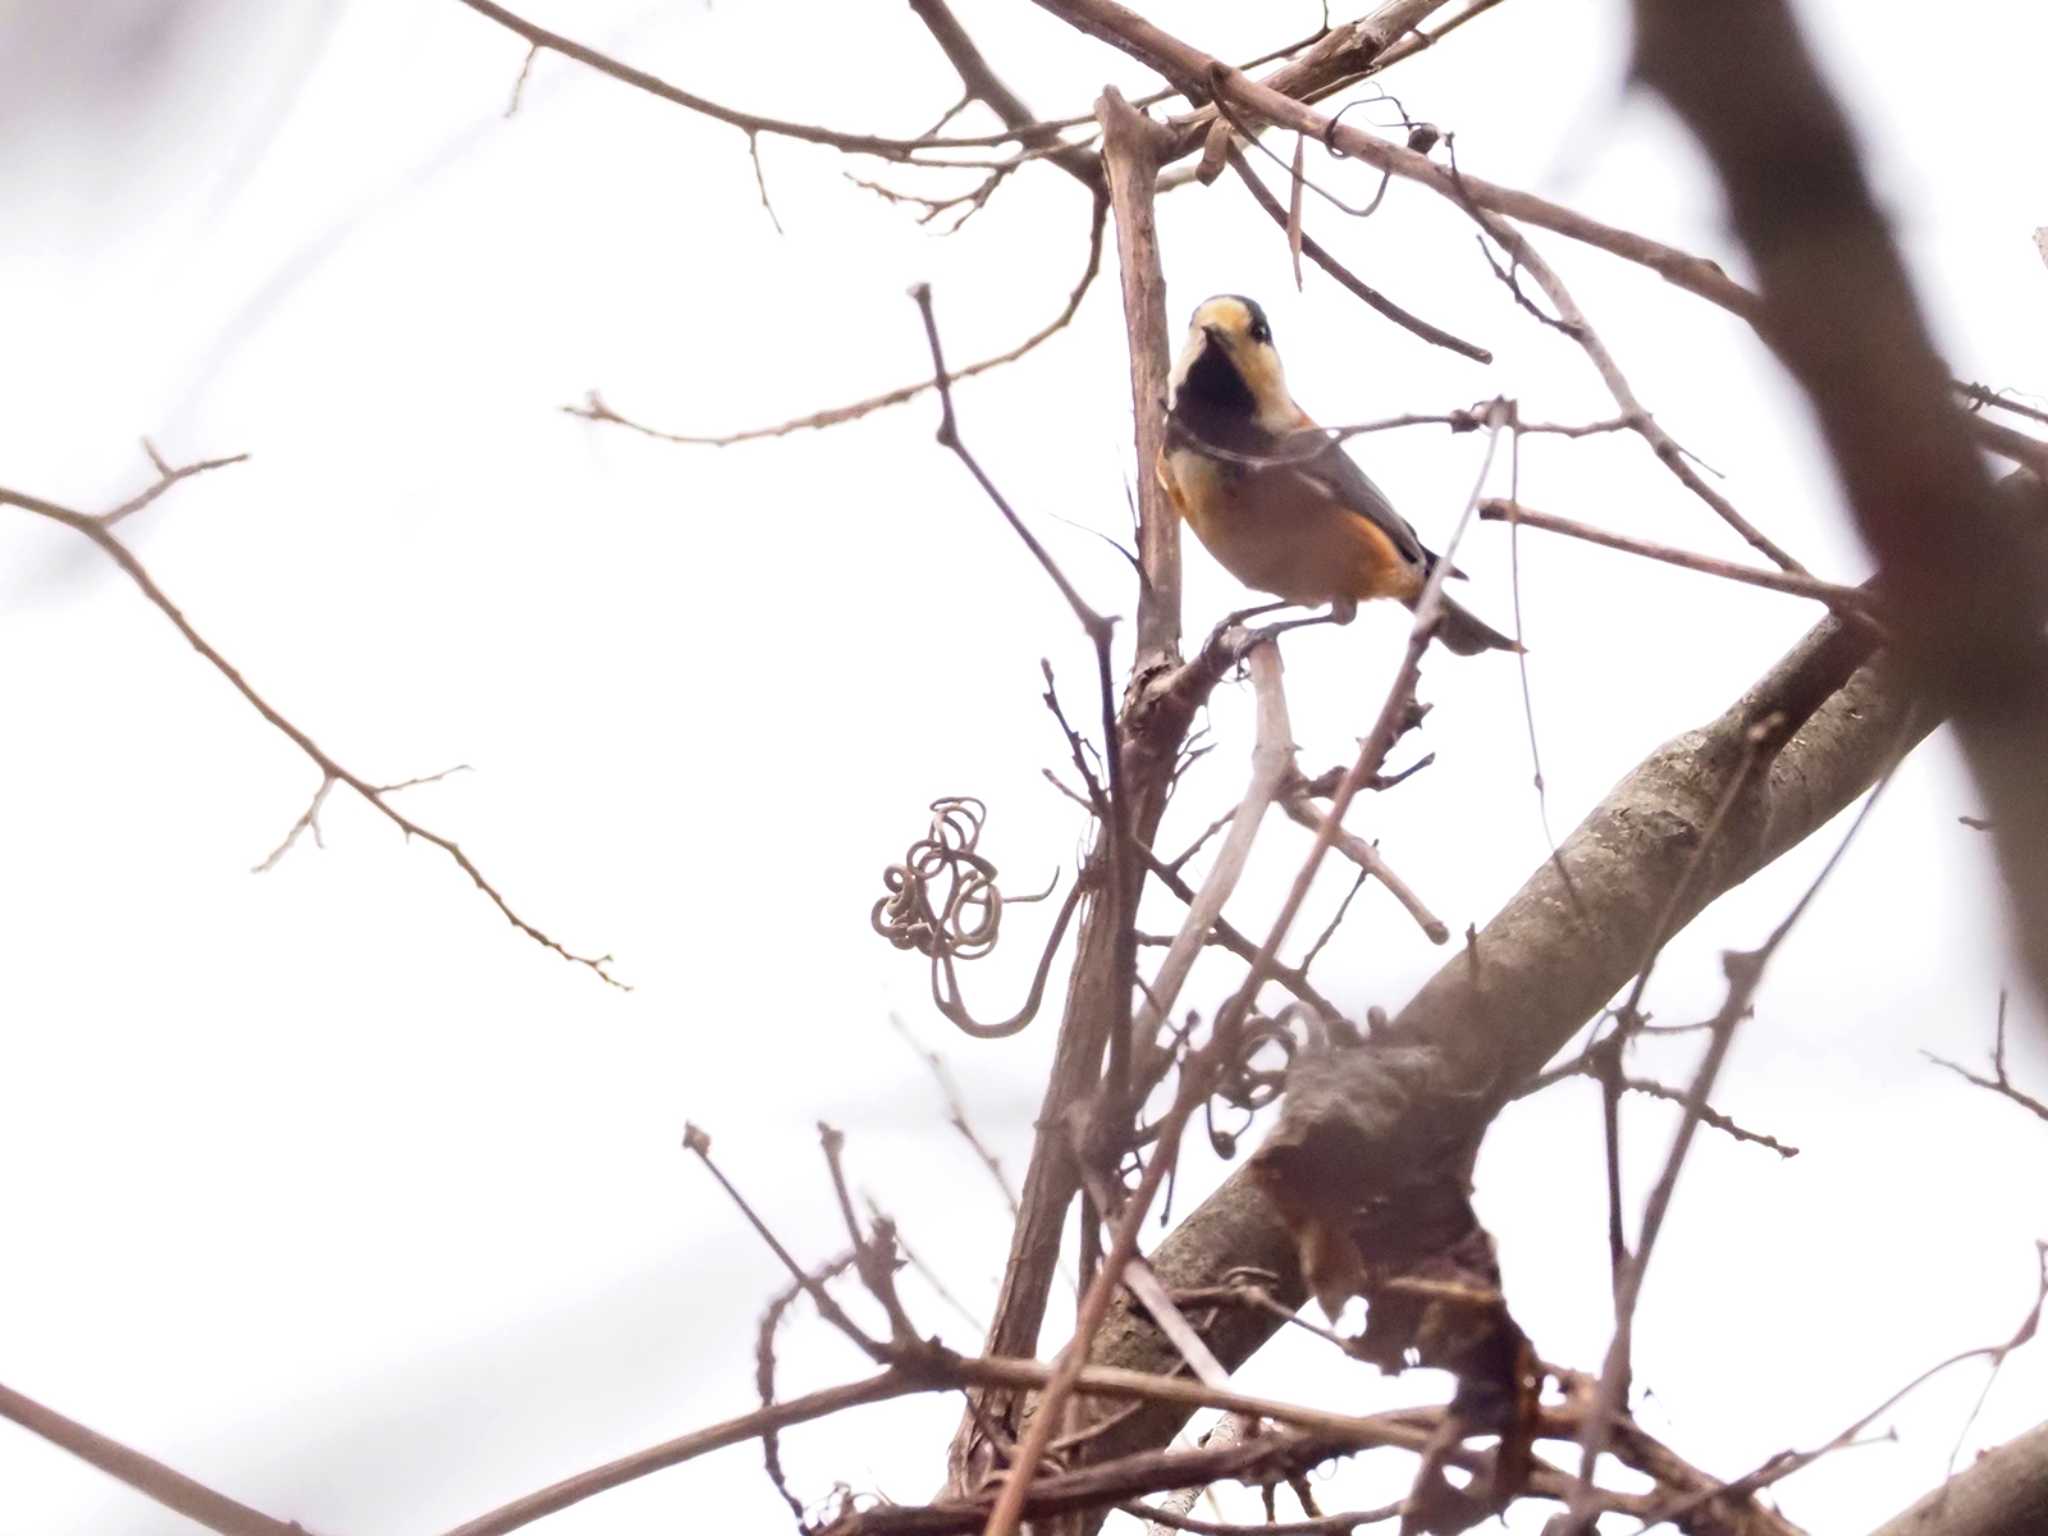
[1099,87,1181,667]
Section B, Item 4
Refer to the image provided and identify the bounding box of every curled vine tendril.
[871,797,1082,1039]
[1126,1003,1322,1161]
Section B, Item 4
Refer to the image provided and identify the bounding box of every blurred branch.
[0,455,622,986]
[1631,0,2048,1009]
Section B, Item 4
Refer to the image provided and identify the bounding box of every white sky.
[2,2,2046,1533]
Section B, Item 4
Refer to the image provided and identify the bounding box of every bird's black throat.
[1170,338,1268,456]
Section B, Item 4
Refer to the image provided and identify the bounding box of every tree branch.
[0,465,620,986]
[1067,572,1938,1499]
[1630,0,2048,1011]
[1869,1418,2048,1536]
[0,1381,302,1536]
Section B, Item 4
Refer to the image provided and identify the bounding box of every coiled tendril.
[871,797,1081,1039]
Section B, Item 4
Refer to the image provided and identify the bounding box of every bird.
[1157,293,1519,656]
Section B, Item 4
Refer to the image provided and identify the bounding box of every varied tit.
[1157,294,1519,656]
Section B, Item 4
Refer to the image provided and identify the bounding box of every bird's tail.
[1423,594,1523,656]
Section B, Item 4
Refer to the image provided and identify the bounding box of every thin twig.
[2,461,620,986]
[568,195,1104,447]
[1280,784,1449,945]
[1923,990,2048,1124]
[1479,499,1877,614]
[1225,146,1490,363]
[1561,728,1910,1531]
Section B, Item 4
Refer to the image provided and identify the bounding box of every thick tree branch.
[1068,571,1940,1497]
[1870,1418,2048,1536]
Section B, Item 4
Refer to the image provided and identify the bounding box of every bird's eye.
[1248,316,1271,344]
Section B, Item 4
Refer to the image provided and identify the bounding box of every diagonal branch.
[2,464,621,987]
[0,1381,303,1536]
[452,0,1036,161]
[1066,546,1948,1507]
[1027,0,2048,479]
[1224,146,1491,363]
[568,194,1105,448]
[906,0,1106,195]
[1479,499,1876,613]
[1869,1416,2048,1536]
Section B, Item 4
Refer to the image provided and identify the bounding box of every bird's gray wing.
[1275,428,1431,568]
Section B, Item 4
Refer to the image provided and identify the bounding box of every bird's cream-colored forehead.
[1189,295,1257,333]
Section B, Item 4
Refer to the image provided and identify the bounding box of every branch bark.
[1870,1419,2048,1536]
[1068,582,1938,1499]
[946,81,1192,1494]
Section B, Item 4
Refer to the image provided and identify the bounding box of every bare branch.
[1631,0,2048,1014]
[1561,739,1910,1531]
[0,1381,302,1536]
[568,195,1105,447]
[906,0,1106,195]
[1224,146,1491,363]
[1,467,621,986]
[1132,642,1295,1050]
[1479,499,1878,614]
[452,0,1052,161]
[1923,991,2048,1125]
[1280,781,1449,946]
[1026,0,2042,479]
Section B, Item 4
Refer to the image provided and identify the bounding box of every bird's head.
[1167,294,1295,434]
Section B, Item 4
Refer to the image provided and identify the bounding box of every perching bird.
[1158,294,1519,656]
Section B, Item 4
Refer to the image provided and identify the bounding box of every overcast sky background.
[3,2,2046,1533]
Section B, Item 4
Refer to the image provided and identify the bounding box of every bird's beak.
[1200,323,1226,346]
